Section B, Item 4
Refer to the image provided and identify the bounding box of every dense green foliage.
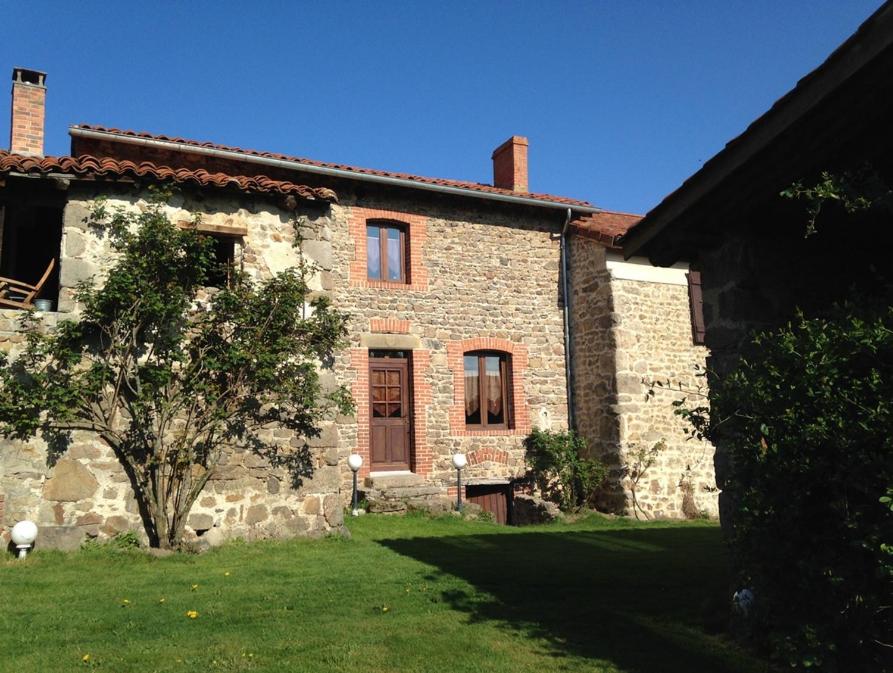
[525,428,607,511]
[0,191,351,548]
[0,514,762,673]
[694,304,893,671]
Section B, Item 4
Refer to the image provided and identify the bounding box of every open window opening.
[0,203,62,309]
[204,234,237,289]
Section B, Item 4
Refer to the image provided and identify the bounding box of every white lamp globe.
[347,453,364,472]
[11,520,38,546]
[451,453,467,470]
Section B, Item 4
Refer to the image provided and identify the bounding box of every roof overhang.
[622,1,893,263]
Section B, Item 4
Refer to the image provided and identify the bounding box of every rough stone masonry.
[0,171,718,550]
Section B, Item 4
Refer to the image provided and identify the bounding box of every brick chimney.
[10,67,47,156]
[491,135,528,193]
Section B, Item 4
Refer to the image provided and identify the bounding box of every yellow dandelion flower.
[82,654,91,663]
[185,610,199,619]
[120,599,130,607]
[382,606,390,613]
[224,572,230,577]
[158,597,166,604]
[191,584,199,591]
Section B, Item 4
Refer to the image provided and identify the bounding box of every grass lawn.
[0,513,770,673]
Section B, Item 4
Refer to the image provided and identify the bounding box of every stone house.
[622,2,893,525]
[0,66,715,548]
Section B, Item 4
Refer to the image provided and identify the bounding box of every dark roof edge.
[622,1,893,258]
[69,126,601,215]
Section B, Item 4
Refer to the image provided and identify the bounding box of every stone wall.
[0,184,345,550]
[569,236,717,518]
[0,175,720,547]
[568,236,617,460]
[695,217,888,525]
[328,192,569,492]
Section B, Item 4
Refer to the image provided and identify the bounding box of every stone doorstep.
[367,495,452,515]
[363,473,424,490]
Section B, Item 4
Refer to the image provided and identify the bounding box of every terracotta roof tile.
[72,124,593,208]
[572,210,642,248]
[0,151,338,202]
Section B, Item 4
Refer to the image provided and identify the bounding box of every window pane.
[485,356,504,425]
[386,227,402,280]
[367,226,381,279]
[464,355,480,425]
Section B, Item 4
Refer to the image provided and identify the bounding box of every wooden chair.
[0,258,56,309]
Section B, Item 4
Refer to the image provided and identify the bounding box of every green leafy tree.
[645,169,893,670]
[0,191,352,549]
[701,303,893,672]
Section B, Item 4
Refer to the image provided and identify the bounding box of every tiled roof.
[0,151,338,202]
[572,210,642,248]
[72,124,594,208]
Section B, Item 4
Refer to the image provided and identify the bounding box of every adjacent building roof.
[622,0,893,262]
[70,124,597,211]
[572,210,641,249]
[0,151,338,202]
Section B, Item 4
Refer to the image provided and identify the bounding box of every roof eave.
[623,0,893,261]
[69,126,600,215]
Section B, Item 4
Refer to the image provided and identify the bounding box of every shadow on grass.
[379,526,766,673]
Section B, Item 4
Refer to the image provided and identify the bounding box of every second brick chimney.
[10,67,47,157]
[491,135,528,193]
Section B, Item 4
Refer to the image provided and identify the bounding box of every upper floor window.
[367,222,406,282]
[464,351,513,429]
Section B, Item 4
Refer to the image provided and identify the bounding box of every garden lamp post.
[347,453,363,516]
[451,452,467,512]
[10,520,37,559]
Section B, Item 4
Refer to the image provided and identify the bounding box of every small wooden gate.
[466,483,513,525]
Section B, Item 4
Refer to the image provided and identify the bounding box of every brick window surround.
[447,337,530,436]
[350,327,433,478]
[349,206,428,290]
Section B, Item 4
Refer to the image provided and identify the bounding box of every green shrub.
[524,429,607,511]
[81,531,142,554]
[701,303,893,672]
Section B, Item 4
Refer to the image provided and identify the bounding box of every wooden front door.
[369,355,412,471]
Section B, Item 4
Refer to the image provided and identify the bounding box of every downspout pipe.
[560,207,575,432]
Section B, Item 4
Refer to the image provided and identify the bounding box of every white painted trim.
[606,251,689,286]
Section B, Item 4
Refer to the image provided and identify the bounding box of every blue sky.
[1,1,883,214]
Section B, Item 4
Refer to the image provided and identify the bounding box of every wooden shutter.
[687,271,706,345]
